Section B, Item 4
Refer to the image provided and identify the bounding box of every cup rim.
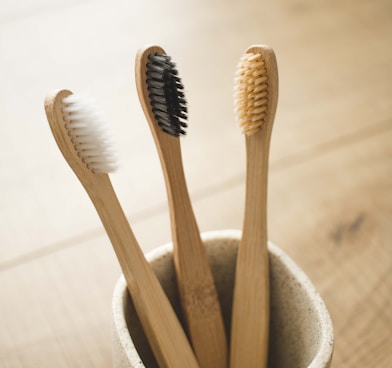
[112,229,334,368]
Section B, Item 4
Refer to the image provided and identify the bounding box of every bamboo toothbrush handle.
[158,134,228,368]
[230,129,270,368]
[87,174,200,368]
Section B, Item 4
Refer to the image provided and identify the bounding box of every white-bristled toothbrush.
[45,89,199,368]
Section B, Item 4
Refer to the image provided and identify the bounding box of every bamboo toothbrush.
[230,45,278,368]
[45,90,199,368]
[135,46,228,368]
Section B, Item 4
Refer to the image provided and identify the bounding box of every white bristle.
[234,53,269,136]
[62,94,117,174]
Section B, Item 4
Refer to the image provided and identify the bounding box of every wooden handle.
[160,135,228,368]
[136,46,228,368]
[89,176,200,368]
[230,129,270,368]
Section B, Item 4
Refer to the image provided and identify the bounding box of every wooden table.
[1,0,391,367]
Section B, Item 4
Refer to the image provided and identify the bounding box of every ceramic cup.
[112,230,333,368]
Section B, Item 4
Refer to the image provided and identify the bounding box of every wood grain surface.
[1,0,391,367]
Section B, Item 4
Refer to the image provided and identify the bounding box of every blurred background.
[1,0,391,367]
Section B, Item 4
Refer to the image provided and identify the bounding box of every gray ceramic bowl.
[112,230,333,368]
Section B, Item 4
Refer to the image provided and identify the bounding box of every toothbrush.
[44,90,199,368]
[230,46,278,368]
[135,46,228,368]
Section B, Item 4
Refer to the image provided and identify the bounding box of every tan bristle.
[234,53,269,135]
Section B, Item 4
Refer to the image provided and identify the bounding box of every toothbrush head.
[234,46,278,136]
[45,90,117,175]
[145,52,188,137]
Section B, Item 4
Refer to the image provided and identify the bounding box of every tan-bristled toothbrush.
[45,90,199,368]
[135,46,228,368]
[230,45,279,368]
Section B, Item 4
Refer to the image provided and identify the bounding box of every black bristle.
[146,53,188,137]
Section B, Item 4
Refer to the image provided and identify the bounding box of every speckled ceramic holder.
[112,230,333,368]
